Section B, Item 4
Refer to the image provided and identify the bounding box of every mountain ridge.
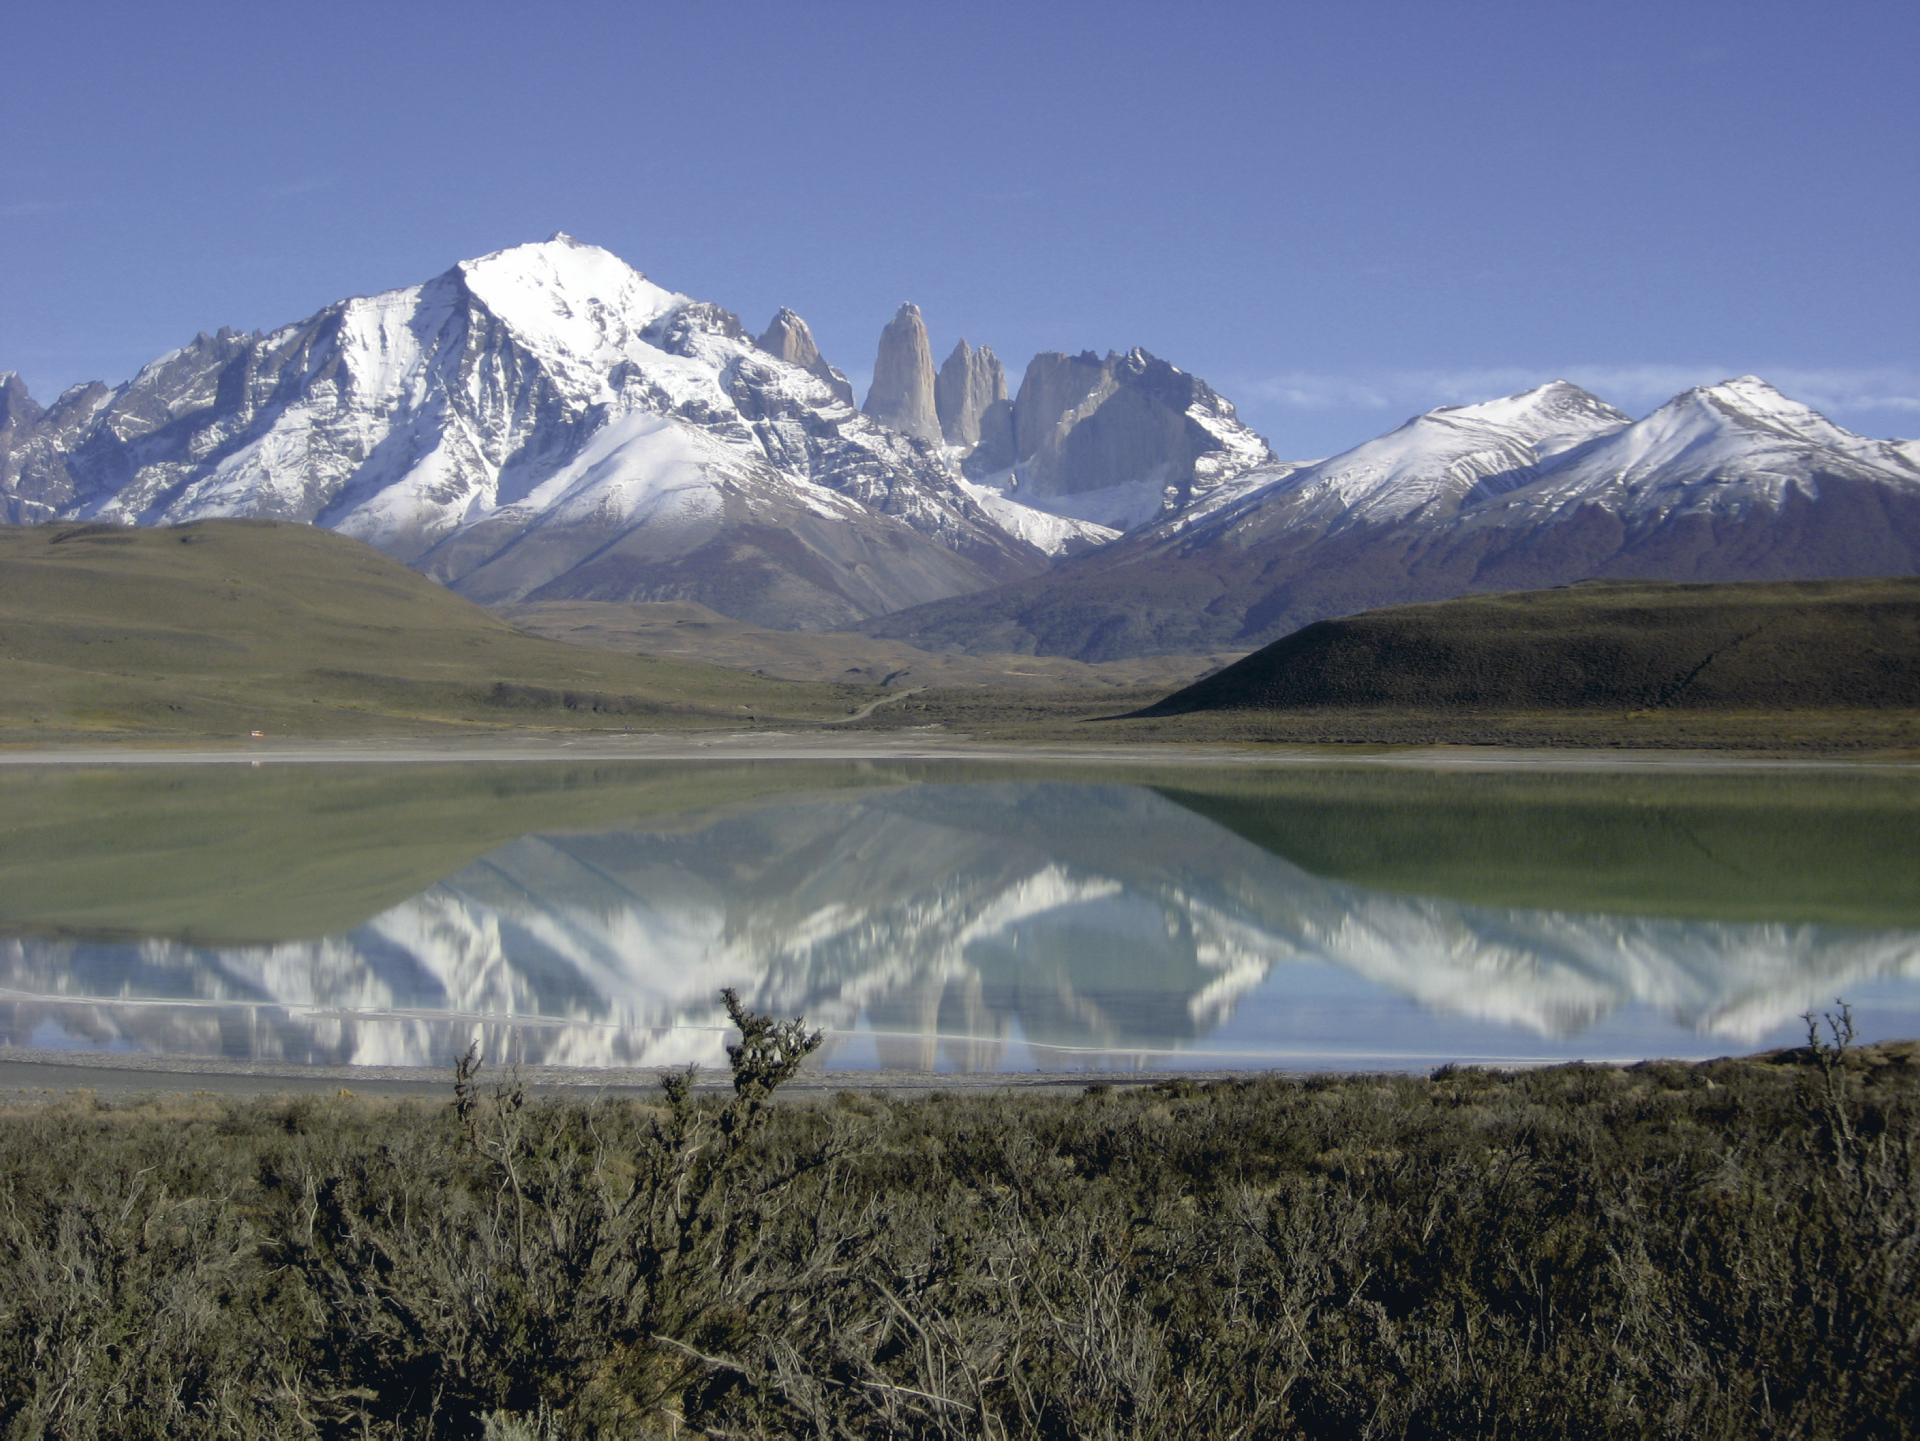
[859,377,1920,660]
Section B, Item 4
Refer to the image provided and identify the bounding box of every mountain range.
[864,377,1920,660]
[3,237,1916,658]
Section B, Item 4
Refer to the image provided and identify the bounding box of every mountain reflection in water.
[4,782,1918,1071]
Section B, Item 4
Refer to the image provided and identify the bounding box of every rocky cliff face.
[934,339,1012,459]
[847,309,1269,537]
[861,303,942,444]
[962,348,1274,531]
[0,239,1052,629]
[756,307,855,406]
[0,372,40,438]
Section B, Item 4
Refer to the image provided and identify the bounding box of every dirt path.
[818,686,929,725]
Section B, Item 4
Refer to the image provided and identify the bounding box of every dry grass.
[0,521,870,740]
[495,599,1242,692]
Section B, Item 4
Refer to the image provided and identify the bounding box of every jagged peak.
[758,306,817,349]
[0,371,40,430]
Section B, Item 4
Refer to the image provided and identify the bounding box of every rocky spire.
[935,339,1009,448]
[756,307,855,406]
[0,372,42,439]
[862,303,941,444]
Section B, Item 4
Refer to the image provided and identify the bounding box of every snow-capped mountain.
[0,237,1055,629]
[4,782,1912,1071]
[861,378,1920,660]
[1194,380,1632,540]
[8,243,1915,655]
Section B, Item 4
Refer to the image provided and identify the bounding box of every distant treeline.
[2,1004,1914,1439]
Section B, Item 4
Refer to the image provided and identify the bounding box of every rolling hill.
[1142,576,1920,716]
[0,519,869,738]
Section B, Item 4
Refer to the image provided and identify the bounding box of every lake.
[3,758,1918,1073]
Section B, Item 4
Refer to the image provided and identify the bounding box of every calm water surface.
[3,760,1918,1072]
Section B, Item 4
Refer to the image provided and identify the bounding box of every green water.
[2,759,1916,1071]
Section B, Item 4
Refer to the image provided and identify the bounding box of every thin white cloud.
[1240,365,1920,426]
[0,199,68,217]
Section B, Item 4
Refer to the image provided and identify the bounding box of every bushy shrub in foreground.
[0,1001,1913,1439]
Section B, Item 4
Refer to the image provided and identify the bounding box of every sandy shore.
[0,731,1910,771]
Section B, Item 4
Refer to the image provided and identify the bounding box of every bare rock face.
[862,303,941,444]
[1010,348,1271,506]
[756,308,854,407]
[935,339,1009,448]
[0,373,42,516]
[0,374,112,523]
[0,372,40,437]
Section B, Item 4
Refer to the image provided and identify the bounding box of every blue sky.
[2,0,1913,458]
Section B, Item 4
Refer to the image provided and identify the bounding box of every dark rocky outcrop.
[0,373,41,438]
[0,376,112,524]
[861,303,941,444]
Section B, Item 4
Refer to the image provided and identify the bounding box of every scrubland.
[1,1002,1913,1439]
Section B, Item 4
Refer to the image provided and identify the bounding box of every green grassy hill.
[0,520,871,739]
[1143,577,1920,717]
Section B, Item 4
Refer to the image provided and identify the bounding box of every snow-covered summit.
[455,235,687,370]
[1480,375,1920,530]
[1160,380,1629,548]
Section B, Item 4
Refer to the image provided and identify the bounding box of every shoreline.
[0,1042,1727,1102]
[0,731,1914,771]
[0,1046,1292,1102]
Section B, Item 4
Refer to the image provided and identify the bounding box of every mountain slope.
[0,238,1051,630]
[861,379,1920,660]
